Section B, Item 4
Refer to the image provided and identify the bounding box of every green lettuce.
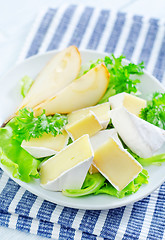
[62,170,148,198]
[138,154,165,166]
[20,75,34,98]
[96,169,148,198]
[80,55,144,103]
[63,173,105,197]
[0,123,40,182]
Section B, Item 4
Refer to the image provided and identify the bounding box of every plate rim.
[0,49,165,210]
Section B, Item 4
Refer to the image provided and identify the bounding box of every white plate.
[0,50,165,210]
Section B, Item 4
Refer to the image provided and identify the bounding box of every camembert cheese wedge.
[110,107,165,158]
[40,134,94,191]
[109,92,147,117]
[21,131,69,158]
[92,137,142,191]
[65,112,102,140]
[89,129,121,174]
[68,102,111,129]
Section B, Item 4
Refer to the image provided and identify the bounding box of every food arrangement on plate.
[0,46,165,201]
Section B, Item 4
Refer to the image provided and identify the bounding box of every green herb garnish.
[12,108,68,142]
[81,54,144,103]
[140,92,165,129]
[20,76,34,98]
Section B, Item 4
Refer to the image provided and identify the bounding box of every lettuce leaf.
[20,76,34,98]
[96,169,148,198]
[138,154,165,166]
[0,123,40,182]
[62,173,105,197]
[62,170,148,198]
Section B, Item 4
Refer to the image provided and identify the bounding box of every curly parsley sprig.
[140,92,165,129]
[81,54,144,103]
[12,108,68,142]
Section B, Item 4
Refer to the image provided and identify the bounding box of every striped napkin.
[0,4,165,240]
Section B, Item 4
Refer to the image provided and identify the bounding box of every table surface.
[0,0,165,239]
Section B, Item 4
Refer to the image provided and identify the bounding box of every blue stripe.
[68,7,94,47]
[37,220,54,238]
[47,5,77,51]
[81,232,97,240]
[122,15,143,60]
[16,215,32,233]
[15,190,37,216]
[153,32,165,81]
[59,225,75,239]
[100,207,125,238]
[79,210,100,234]
[147,183,165,240]
[87,10,110,50]
[0,178,20,211]
[26,8,56,58]
[37,200,56,221]
[123,196,150,240]
[138,19,159,66]
[58,207,78,228]
[0,168,3,178]
[105,12,126,53]
[0,209,11,227]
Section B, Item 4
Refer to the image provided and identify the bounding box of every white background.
[0,0,165,239]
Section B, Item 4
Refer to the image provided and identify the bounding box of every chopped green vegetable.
[62,173,105,197]
[140,92,165,129]
[0,124,40,182]
[81,54,144,103]
[138,153,165,166]
[12,108,68,142]
[20,75,34,98]
[62,170,148,198]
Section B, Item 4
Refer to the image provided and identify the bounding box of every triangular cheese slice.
[110,107,165,158]
[21,130,69,158]
[68,102,110,129]
[92,137,142,191]
[109,92,146,117]
[40,134,94,191]
[65,112,102,140]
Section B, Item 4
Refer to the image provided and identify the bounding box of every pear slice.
[19,46,81,109]
[33,63,109,116]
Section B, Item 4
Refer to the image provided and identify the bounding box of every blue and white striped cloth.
[0,5,165,239]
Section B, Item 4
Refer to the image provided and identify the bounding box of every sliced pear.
[33,63,109,116]
[19,46,81,109]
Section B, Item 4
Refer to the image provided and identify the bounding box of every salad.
[0,46,165,199]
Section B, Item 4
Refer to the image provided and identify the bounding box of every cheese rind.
[110,107,165,158]
[40,134,94,191]
[21,131,69,158]
[93,138,142,191]
[65,112,102,140]
[90,129,122,151]
[109,92,147,117]
[68,102,110,129]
